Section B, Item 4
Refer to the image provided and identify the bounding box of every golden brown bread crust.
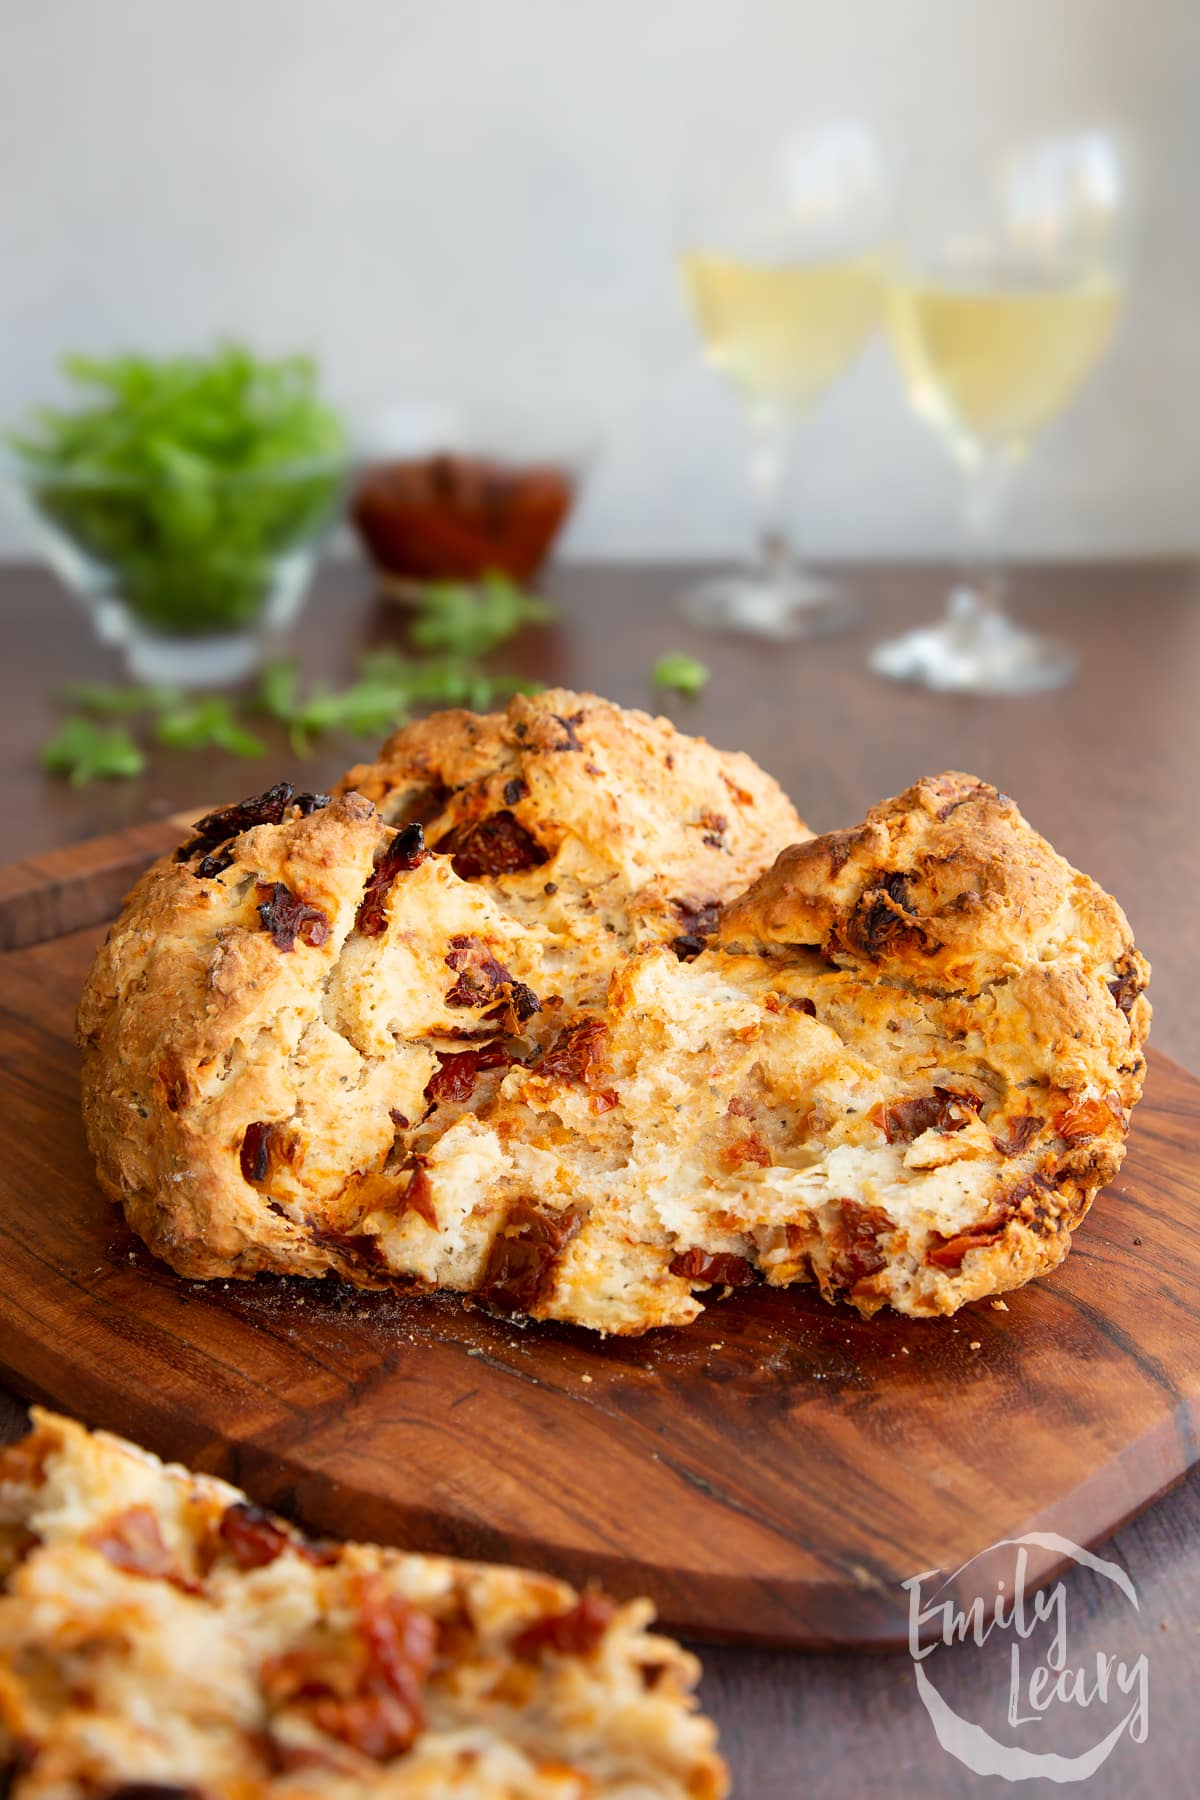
[79,790,405,1279]
[718,771,1138,997]
[0,1410,726,1796]
[77,730,1149,1329]
[706,773,1151,1314]
[337,687,808,1003]
[78,693,804,1287]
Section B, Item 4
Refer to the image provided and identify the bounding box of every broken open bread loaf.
[77,690,1149,1332]
[0,1409,725,1796]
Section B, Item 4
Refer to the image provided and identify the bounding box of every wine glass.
[872,127,1129,693]
[677,117,888,638]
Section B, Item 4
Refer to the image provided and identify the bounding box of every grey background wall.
[1,0,1196,560]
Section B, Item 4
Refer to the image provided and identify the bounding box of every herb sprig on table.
[409,573,555,656]
[41,576,552,783]
[260,650,542,757]
[41,718,146,786]
[9,346,345,637]
[653,651,710,698]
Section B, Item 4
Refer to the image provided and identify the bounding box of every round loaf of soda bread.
[77,695,1149,1330]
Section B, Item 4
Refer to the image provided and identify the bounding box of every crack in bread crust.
[77,714,1150,1332]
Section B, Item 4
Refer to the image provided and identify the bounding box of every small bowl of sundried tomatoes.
[349,406,590,600]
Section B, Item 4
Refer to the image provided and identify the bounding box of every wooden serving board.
[1,824,1198,1648]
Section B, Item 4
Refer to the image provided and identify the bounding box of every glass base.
[679,570,860,640]
[870,587,1076,695]
[123,628,270,688]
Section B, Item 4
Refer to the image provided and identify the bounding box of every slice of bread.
[0,1410,725,1795]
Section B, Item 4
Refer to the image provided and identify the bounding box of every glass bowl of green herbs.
[6,346,347,685]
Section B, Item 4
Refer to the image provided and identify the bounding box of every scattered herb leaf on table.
[41,719,145,786]
[653,651,710,698]
[259,650,542,757]
[411,573,555,656]
[40,568,548,780]
[154,698,266,757]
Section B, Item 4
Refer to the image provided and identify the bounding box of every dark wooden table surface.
[2,558,1198,1795]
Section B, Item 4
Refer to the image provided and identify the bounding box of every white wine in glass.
[677,119,887,638]
[890,279,1120,458]
[873,130,1128,693]
[681,253,881,414]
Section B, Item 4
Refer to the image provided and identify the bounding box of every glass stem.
[749,403,794,583]
[952,451,1013,629]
